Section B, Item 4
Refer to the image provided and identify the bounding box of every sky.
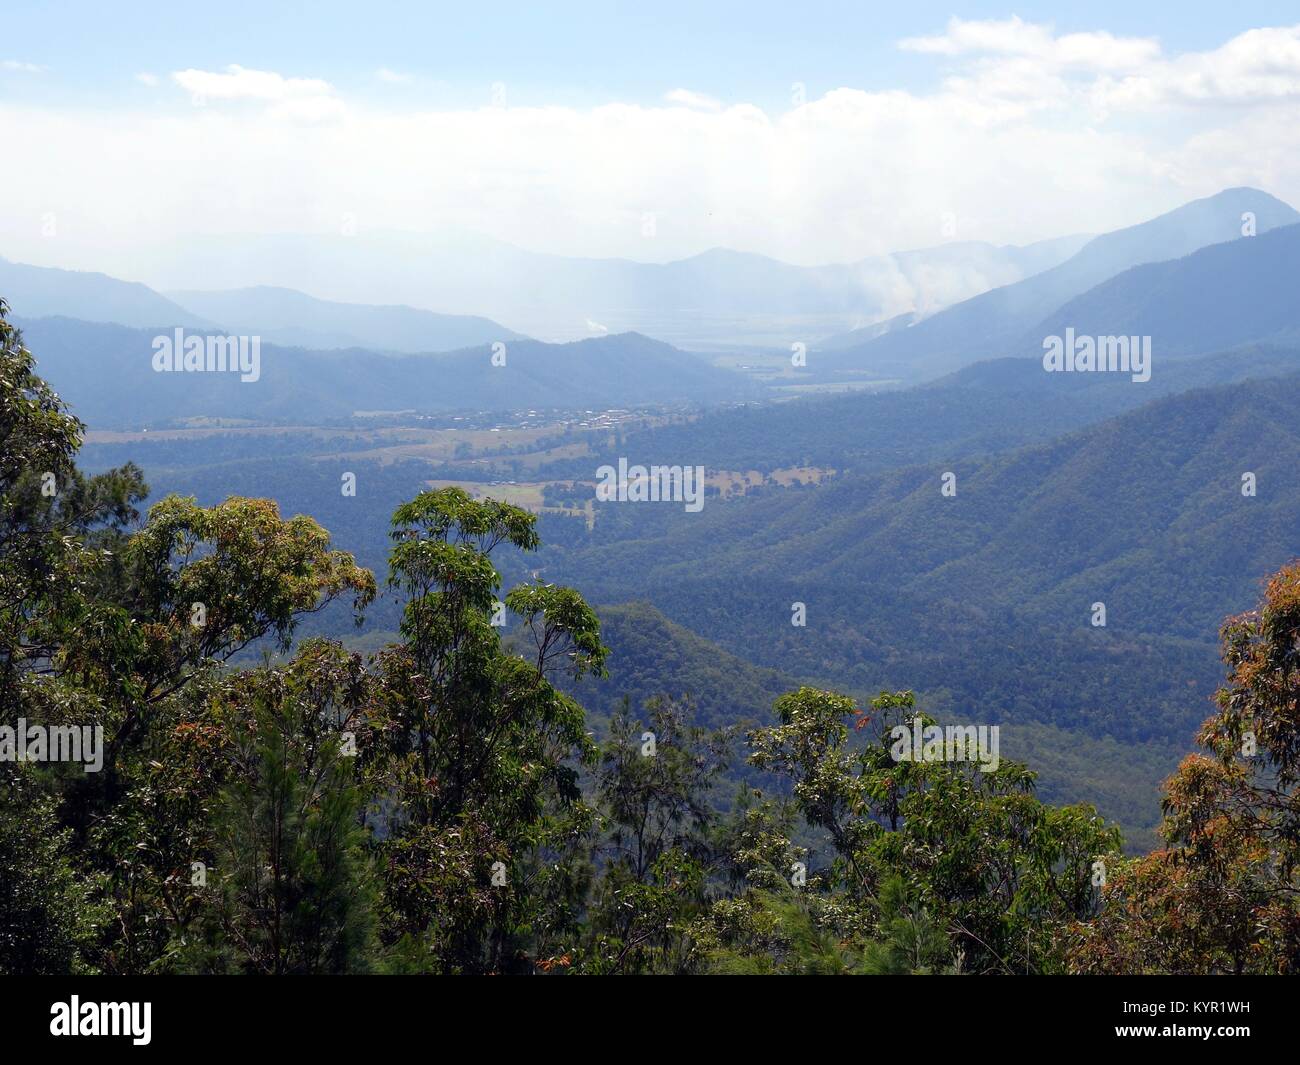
[4,1,1300,273]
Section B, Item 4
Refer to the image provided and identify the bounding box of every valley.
[6,64,1300,978]
[29,182,1292,858]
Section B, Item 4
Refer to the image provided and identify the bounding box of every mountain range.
[166,285,524,353]
[816,187,1300,382]
[7,188,1296,371]
[15,316,757,427]
[1033,220,1300,359]
[0,256,207,329]
[18,228,1092,348]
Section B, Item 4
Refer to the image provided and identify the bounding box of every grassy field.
[88,414,835,526]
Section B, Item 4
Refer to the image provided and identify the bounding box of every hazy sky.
[4,1,1300,270]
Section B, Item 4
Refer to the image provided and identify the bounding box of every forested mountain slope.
[583,343,1300,475]
[517,372,1300,848]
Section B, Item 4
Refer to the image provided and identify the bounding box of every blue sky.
[3,4,1300,274]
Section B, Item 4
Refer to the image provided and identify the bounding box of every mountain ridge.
[816,187,1300,381]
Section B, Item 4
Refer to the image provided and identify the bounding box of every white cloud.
[2,59,46,73]
[170,64,344,121]
[375,67,413,85]
[900,16,1160,72]
[664,88,723,111]
[902,18,1300,109]
[2,29,1300,275]
[902,17,1052,57]
[171,64,334,102]
[135,72,159,87]
[1095,26,1300,108]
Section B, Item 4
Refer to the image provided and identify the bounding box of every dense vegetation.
[5,301,1300,973]
[60,338,1300,849]
[581,343,1300,476]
